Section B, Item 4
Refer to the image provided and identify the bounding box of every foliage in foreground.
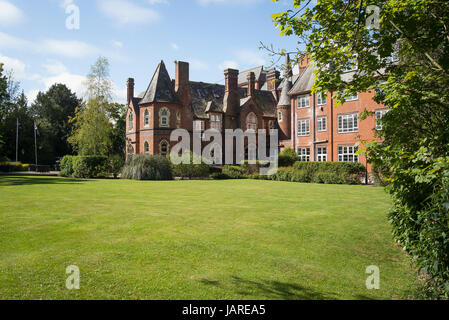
[121,154,173,181]
[171,152,210,179]
[272,0,449,298]
[277,147,298,167]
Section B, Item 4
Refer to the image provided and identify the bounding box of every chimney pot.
[224,68,239,92]
[127,78,134,105]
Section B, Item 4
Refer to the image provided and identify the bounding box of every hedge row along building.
[126,56,387,174]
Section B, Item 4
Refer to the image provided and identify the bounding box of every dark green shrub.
[222,165,247,179]
[0,162,29,172]
[272,167,294,181]
[59,155,75,177]
[72,156,108,179]
[277,147,298,167]
[171,153,210,179]
[211,172,231,180]
[290,169,311,183]
[312,171,344,184]
[121,154,173,180]
[293,161,365,184]
[109,155,124,179]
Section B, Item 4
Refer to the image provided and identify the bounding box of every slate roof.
[288,63,318,95]
[238,66,265,85]
[240,90,277,117]
[139,61,179,104]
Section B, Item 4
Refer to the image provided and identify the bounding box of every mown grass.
[0,176,415,300]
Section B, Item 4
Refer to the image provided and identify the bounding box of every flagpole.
[16,118,19,162]
[34,121,38,169]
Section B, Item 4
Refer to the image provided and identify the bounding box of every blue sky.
[0,0,299,104]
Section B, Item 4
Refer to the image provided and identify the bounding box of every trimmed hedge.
[72,156,108,179]
[277,147,298,167]
[0,162,29,172]
[59,156,75,177]
[121,154,173,180]
[171,153,210,179]
[222,165,247,179]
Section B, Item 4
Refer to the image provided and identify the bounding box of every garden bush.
[211,172,231,180]
[109,155,124,179]
[277,147,298,167]
[59,155,75,177]
[171,153,210,179]
[72,156,108,179]
[222,165,247,179]
[121,154,173,180]
[0,162,29,172]
[293,161,366,184]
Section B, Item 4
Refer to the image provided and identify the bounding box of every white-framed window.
[159,140,170,156]
[159,107,170,127]
[375,109,389,130]
[246,112,257,131]
[210,114,222,131]
[338,113,358,133]
[297,119,310,136]
[144,109,150,127]
[345,93,358,101]
[298,147,310,162]
[278,111,283,122]
[128,112,133,131]
[317,93,326,105]
[144,141,149,154]
[338,145,358,162]
[317,117,327,132]
[317,147,327,162]
[298,94,310,108]
[193,120,205,132]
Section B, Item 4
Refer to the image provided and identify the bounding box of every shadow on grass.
[0,176,89,186]
[200,276,338,300]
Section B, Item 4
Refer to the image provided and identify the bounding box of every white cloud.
[98,0,161,25]
[171,43,179,50]
[218,60,238,70]
[0,32,99,59]
[0,1,25,26]
[0,54,40,81]
[60,0,74,8]
[236,49,266,66]
[112,40,123,48]
[148,0,169,4]
[42,60,68,75]
[26,89,41,104]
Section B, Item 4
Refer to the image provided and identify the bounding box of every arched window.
[144,109,150,127]
[159,140,170,156]
[144,141,149,154]
[128,112,134,131]
[176,112,181,128]
[127,144,134,161]
[159,107,170,127]
[246,112,257,131]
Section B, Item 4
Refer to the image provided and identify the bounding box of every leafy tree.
[108,102,126,159]
[30,84,80,164]
[271,0,449,298]
[69,57,114,156]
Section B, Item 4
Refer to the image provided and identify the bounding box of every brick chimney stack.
[127,78,134,106]
[175,61,189,92]
[247,72,256,96]
[266,69,280,91]
[224,68,239,92]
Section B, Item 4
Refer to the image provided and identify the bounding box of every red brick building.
[126,57,387,174]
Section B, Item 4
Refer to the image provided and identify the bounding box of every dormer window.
[159,107,170,127]
[210,114,222,131]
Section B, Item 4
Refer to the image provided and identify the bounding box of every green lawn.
[0,176,415,300]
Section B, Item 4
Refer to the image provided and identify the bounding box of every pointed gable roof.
[140,60,179,104]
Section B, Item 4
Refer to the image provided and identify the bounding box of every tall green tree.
[30,84,80,163]
[271,0,449,298]
[68,57,114,156]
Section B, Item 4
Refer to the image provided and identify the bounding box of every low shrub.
[171,153,210,179]
[272,167,294,181]
[293,161,366,184]
[121,154,173,180]
[72,156,108,179]
[290,169,311,183]
[109,155,124,179]
[211,172,231,180]
[277,147,298,167]
[312,171,344,184]
[222,165,247,179]
[0,162,29,172]
[59,155,75,177]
